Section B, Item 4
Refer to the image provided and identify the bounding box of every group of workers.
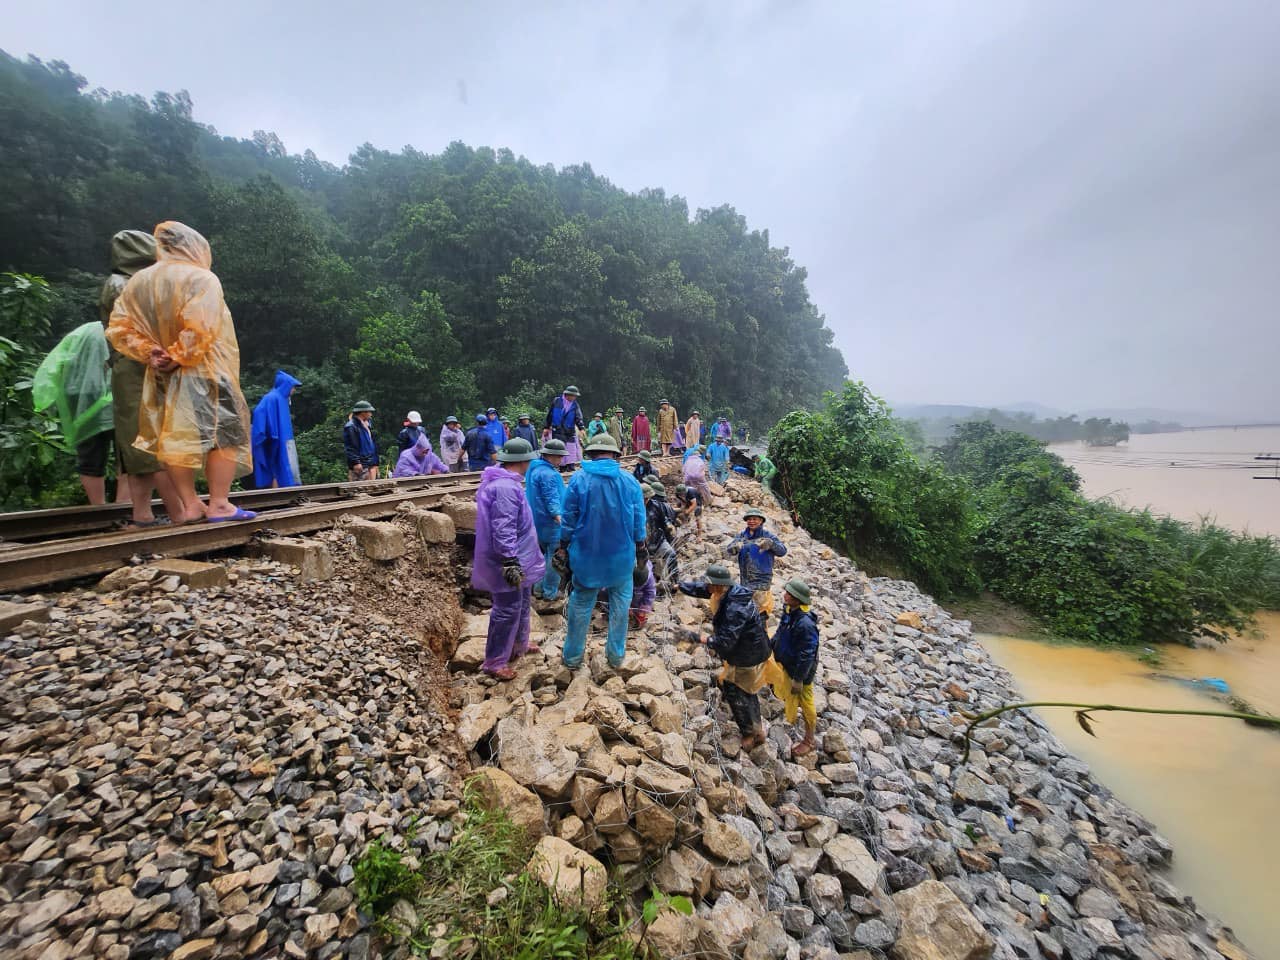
[34,221,806,753]
[472,423,815,757]
[338,390,757,481]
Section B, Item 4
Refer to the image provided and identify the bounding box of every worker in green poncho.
[754,453,777,494]
[32,322,121,505]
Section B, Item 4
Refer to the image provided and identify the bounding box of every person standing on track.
[473,438,544,680]
[397,411,428,452]
[556,433,647,670]
[656,399,678,457]
[97,229,185,527]
[343,401,380,480]
[543,385,585,465]
[106,221,256,523]
[514,413,539,448]
[250,370,301,488]
[464,414,497,471]
[631,406,651,454]
[438,415,465,472]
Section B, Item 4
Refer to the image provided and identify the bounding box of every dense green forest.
[902,407,1134,448]
[771,383,1280,646]
[0,51,846,497]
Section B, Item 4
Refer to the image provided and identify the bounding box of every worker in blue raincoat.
[526,438,568,601]
[726,507,788,622]
[556,433,647,669]
[707,436,731,485]
[250,370,301,488]
[464,414,497,470]
[482,407,506,451]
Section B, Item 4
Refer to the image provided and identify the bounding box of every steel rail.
[0,454,647,592]
[0,478,483,593]
[0,473,468,543]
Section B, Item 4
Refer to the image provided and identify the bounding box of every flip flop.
[207,507,258,524]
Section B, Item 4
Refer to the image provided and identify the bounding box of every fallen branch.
[959,701,1280,764]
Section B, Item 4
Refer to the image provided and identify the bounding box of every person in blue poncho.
[482,407,506,451]
[708,436,731,485]
[251,371,301,488]
[555,432,647,669]
[526,439,568,601]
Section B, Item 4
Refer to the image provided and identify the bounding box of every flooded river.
[980,427,1280,956]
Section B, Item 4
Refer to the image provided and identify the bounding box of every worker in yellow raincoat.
[106,221,256,524]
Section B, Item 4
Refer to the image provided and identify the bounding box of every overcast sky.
[9,1,1280,417]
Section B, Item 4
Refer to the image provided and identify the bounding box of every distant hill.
[891,400,1267,429]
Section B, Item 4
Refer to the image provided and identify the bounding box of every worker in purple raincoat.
[472,438,545,679]
[392,433,449,477]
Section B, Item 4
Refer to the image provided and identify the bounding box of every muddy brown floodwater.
[980,427,1280,957]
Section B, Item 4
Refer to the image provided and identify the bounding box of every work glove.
[755,538,774,553]
[501,557,524,587]
[551,546,572,579]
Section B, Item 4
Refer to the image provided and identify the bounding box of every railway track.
[0,456,644,593]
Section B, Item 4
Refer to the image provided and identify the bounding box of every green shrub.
[770,381,979,597]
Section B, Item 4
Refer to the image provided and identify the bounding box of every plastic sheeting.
[31,322,114,450]
[105,222,251,474]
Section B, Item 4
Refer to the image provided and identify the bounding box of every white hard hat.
[407,411,422,424]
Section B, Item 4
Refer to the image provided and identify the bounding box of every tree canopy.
[0,50,847,485]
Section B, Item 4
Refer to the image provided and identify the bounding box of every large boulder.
[469,767,545,838]
[634,760,695,805]
[457,698,512,751]
[526,837,609,914]
[496,717,576,798]
[825,834,881,894]
[891,880,994,960]
[645,910,731,960]
[703,817,753,863]
[654,846,714,899]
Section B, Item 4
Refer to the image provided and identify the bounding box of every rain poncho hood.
[392,434,448,477]
[682,452,707,483]
[105,221,251,474]
[99,230,158,327]
[31,322,114,450]
[473,465,545,593]
[560,457,647,589]
[251,370,300,487]
[525,456,565,546]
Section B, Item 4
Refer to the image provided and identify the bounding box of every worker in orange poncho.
[106,222,256,523]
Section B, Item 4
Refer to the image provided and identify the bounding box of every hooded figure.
[631,408,651,452]
[32,323,114,453]
[707,437,731,484]
[107,222,255,523]
[100,230,160,477]
[713,417,733,442]
[473,442,545,677]
[558,442,647,669]
[251,370,301,488]
[656,402,678,452]
[106,222,251,475]
[392,433,449,478]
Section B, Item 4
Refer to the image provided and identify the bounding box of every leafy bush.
[770,381,979,597]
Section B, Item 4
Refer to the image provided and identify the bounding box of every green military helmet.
[675,483,688,493]
[638,450,652,461]
[651,486,667,500]
[659,399,670,405]
[542,438,568,455]
[743,508,767,522]
[783,578,812,605]
[705,564,735,586]
[563,385,581,396]
[519,413,532,421]
[585,432,621,454]
[352,400,375,413]
[638,406,647,413]
[496,438,537,462]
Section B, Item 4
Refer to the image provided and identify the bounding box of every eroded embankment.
[0,478,1255,960]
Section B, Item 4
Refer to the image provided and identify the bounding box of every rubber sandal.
[483,667,516,681]
[207,507,258,523]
